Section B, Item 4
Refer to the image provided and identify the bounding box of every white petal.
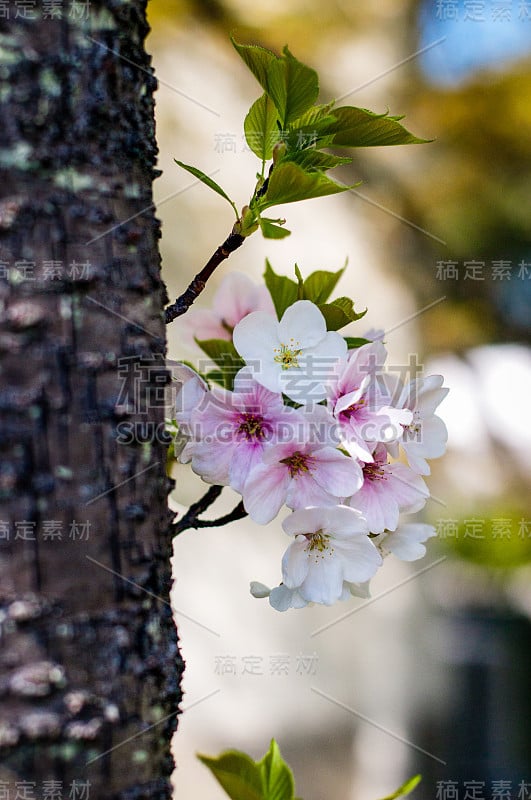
[336,538,382,582]
[281,537,311,588]
[299,555,343,605]
[233,312,280,362]
[269,584,296,612]
[345,580,372,599]
[278,300,327,348]
[250,581,271,598]
[282,505,366,538]
[381,523,436,561]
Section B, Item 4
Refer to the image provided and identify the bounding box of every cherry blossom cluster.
[173,271,448,611]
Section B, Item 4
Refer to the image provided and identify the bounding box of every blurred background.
[145,1,531,798]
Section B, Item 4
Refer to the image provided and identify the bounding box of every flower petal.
[278,300,327,348]
[335,538,382,582]
[299,555,343,605]
[281,536,311,588]
[242,463,290,524]
[214,272,274,328]
[233,312,280,363]
[311,447,364,497]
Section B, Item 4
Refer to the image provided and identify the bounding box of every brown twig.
[172,485,247,536]
[164,231,245,324]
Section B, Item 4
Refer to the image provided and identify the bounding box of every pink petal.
[191,441,234,485]
[285,473,336,510]
[311,448,364,496]
[214,272,272,327]
[242,463,290,524]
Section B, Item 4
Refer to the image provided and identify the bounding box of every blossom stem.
[164,231,245,324]
[172,485,247,535]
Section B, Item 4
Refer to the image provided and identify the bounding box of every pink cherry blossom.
[242,434,363,524]
[327,342,412,462]
[173,363,208,462]
[348,444,429,533]
[188,368,299,490]
[177,271,275,350]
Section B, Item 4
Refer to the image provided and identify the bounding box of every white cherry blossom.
[233,300,347,404]
[372,523,436,561]
[279,506,381,606]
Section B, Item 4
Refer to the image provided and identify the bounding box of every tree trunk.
[0,2,182,798]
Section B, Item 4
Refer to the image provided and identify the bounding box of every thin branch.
[191,500,247,529]
[172,484,247,536]
[172,485,223,535]
[164,230,245,324]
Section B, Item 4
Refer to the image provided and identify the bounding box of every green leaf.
[266,46,319,127]
[258,740,295,800]
[287,102,335,131]
[194,339,245,389]
[323,106,430,147]
[231,37,278,94]
[259,162,353,210]
[264,260,298,319]
[303,267,345,304]
[174,160,238,218]
[377,774,422,800]
[318,296,367,330]
[245,93,280,162]
[345,336,372,349]
[259,218,291,239]
[198,752,265,800]
[285,148,352,172]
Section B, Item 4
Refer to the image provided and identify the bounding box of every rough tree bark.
[0,2,182,798]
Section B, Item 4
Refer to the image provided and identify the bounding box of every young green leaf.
[284,149,352,172]
[258,740,295,800]
[259,218,291,239]
[174,160,239,218]
[266,46,319,128]
[345,336,372,349]
[231,37,278,94]
[245,93,280,162]
[287,101,336,131]
[303,267,345,304]
[259,162,353,210]
[264,259,299,319]
[323,106,430,147]
[318,296,367,330]
[194,338,244,389]
[378,774,422,800]
[198,752,265,800]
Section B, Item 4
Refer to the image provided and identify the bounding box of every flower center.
[342,396,365,418]
[279,450,311,477]
[402,420,422,442]
[304,529,334,561]
[363,462,386,481]
[306,530,329,552]
[273,339,302,370]
[238,413,265,440]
